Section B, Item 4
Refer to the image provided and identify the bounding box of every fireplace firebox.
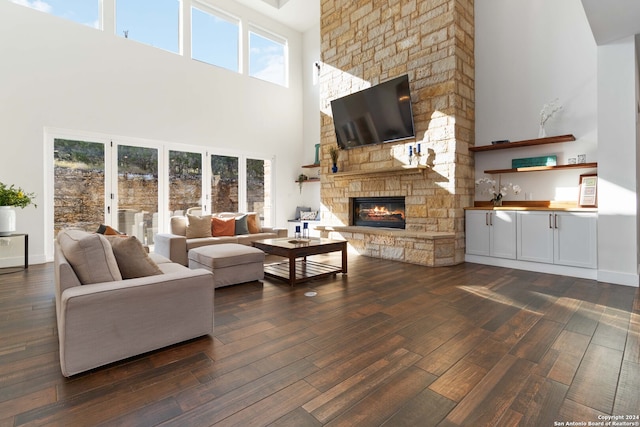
[351,197,406,229]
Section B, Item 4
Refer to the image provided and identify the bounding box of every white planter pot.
[0,206,17,236]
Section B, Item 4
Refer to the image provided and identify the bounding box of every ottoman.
[188,244,265,288]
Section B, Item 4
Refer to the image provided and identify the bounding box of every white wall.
[297,23,322,214]
[596,36,639,286]
[476,0,639,286]
[0,0,305,264]
[475,0,597,203]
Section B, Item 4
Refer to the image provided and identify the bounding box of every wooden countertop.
[465,201,597,212]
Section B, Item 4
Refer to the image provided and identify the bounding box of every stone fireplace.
[318,0,475,267]
[351,196,405,229]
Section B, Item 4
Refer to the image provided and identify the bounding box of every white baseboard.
[465,254,639,287]
[0,254,46,268]
[598,269,639,287]
[465,255,597,280]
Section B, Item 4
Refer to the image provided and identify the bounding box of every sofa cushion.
[235,214,249,235]
[170,216,188,236]
[247,212,261,233]
[57,229,122,285]
[105,235,163,279]
[186,214,213,239]
[212,217,236,236]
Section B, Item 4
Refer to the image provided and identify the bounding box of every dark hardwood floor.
[1,253,639,426]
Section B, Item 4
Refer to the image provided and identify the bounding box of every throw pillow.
[57,229,122,285]
[105,235,163,279]
[235,214,249,235]
[212,217,236,236]
[295,206,311,220]
[96,224,123,235]
[247,212,261,234]
[186,214,213,239]
[300,210,317,221]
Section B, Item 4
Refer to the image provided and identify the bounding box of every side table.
[0,233,28,274]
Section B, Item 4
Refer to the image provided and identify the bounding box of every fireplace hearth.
[351,197,406,229]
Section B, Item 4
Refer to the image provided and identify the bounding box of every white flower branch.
[540,98,563,126]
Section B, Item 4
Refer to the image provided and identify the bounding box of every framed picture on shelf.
[578,173,597,207]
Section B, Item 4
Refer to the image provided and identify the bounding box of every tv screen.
[330,74,415,150]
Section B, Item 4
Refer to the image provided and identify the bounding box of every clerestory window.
[11,0,99,28]
[191,4,240,73]
[249,27,287,87]
[116,0,180,54]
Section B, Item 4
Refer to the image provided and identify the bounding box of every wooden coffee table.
[252,238,347,285]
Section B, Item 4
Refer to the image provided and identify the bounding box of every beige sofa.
[54,229,214,377]
[154,212,286,266]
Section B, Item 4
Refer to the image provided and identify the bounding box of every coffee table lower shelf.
[264,259,342,285]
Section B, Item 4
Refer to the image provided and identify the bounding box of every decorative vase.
[538,124,546,138]
[492,198,503,207]
[332,164,338,173]
[0,206,17,236]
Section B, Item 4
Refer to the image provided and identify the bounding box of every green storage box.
[511,155,557,168]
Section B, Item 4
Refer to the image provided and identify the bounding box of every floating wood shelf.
[301,163,321,168]
[484,162,597,174]
[333,164,428,178]
[469,134,576,152]
[295,177,320,183]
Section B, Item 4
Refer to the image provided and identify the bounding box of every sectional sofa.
[154,212,286,266]
[54,229,214,377]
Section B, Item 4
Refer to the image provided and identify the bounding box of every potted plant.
[0,182,36,236]
[297,173,308,193]
[329,145,340,173]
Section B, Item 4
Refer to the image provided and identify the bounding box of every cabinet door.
[554,212,597,268]
[517,211,554,263]
[465,210,491,256]
[491,210,517,259]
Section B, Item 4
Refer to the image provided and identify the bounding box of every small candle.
[417,143,421,153]
[303,222,308,229]
[295,225,300,233]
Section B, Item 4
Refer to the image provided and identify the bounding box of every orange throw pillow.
[105,226,129,236]
[212,217,236,236]
[247,213,260,234]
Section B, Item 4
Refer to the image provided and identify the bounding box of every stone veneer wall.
[319,0,475,265]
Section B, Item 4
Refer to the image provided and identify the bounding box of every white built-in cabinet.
[465,209,597,270]
[517,211,597,268]
[465,210,517,259]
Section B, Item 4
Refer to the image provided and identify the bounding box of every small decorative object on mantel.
[329,145,340,173]
[0,182,37,236]
[491,140,510,145]
[408,143,423,165]
[539,98,563,138]
[475,177,521,207]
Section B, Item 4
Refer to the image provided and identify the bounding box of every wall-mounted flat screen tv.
[330,74,415,150]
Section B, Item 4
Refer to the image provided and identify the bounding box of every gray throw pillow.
[57,229,122,285]
[235,214,249,235]
[105,235,163,279]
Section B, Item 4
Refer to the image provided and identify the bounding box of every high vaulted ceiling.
[232,0,320,33]
[581,0,640,45]
[232,0,640,56]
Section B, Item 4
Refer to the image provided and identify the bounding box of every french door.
[48,130,274,259]
[53,137,165,245]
